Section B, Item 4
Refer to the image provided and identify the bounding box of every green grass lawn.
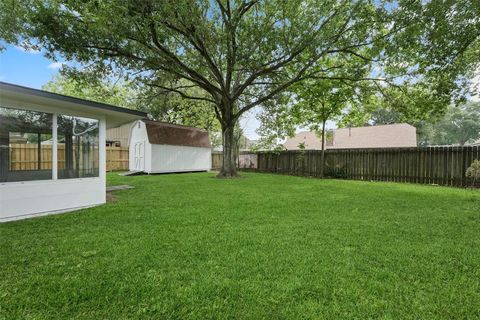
[1,172,480,319]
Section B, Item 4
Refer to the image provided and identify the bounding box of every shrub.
[295,142,306,175]
[325,164,349,179]
[466,159,480,187]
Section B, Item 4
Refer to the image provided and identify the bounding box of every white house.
[0,82,147,222]
[129,120,211,173]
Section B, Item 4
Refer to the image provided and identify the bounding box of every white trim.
[0,94,143,128]
[1,96,104,119]
[0,177,101,187]
[0,204,100,223]
[99,118,106,179]
[52,113,58,180]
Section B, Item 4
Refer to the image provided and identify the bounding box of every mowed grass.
[1,172,480,319]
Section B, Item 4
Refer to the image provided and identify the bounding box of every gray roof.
[0,81,147,118]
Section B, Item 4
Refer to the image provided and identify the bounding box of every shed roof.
[144,120,211,148]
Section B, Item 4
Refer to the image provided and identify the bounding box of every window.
[0,107,53,182]
[57,115,99,179]
[106,140,121,147]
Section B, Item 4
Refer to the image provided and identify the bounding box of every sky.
[0,43,64,89]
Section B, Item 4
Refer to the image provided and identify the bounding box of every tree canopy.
[1,0,479,176]
[417,102,480,146]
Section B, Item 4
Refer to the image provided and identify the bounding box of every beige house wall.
[283,123,417,150]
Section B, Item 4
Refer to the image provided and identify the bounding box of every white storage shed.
[0,82,147,222]
[129,120,212,173]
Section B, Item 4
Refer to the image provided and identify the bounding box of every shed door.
[134,141,145,171]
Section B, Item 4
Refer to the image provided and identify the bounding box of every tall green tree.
[417,103,480,146]
[292,80,353,177]
[2,0,479,176]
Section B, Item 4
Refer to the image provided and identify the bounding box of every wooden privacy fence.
[212,151,222,170]
[106,147,129,171]
[212,151,258,170]
[9,144,129,172]
[256,146,480,187]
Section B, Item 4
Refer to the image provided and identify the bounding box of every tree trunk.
[217,122,238,178]
[320,120,326,178]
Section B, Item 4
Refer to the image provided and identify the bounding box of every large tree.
[1,0,479,176]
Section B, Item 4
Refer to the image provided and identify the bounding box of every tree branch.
[147,83,216,103]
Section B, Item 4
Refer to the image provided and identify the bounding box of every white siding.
[150,144,211,173]
[0,178,105,222]
[0,118,107,222]
[129,120,212,173]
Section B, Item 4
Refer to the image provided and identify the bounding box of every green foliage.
[325,164,349,179]
[146,85,221,138]
[295,142,306,174]
[417,102,480,146]
[1,172,480,318]
[293,79,354,131]
[386,0,480,103]
[257,78,361,153]
[337,83,452,129]
[43,74,138,109]
[466,160,480,186]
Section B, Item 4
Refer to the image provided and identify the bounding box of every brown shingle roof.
[333,123,416,149]
[283,131,323,150]
[283,123,417,150]
[144,120,211,148]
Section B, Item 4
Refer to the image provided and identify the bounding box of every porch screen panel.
[57,115,99,179]
[0,106,53,182]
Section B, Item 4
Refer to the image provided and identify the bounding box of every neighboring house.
[283,131,327,150]
[332,123,417,149]
[0,82,147,222]
[283,123,417,150]
[129,120,211,173]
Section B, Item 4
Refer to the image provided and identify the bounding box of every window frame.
[0,107,54,183]
[57,114,100,180]
[0,103,104,185]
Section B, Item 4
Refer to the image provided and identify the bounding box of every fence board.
[10,145,129,172]
[253,146,480,188]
